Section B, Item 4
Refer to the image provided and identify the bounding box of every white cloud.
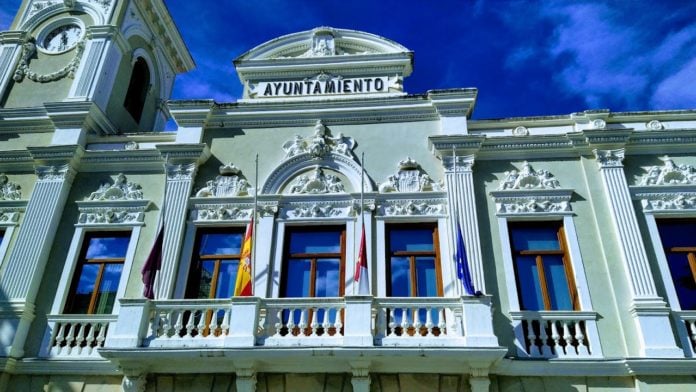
[650,57,696,109]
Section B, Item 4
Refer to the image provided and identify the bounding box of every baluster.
[686,320,696,351]
[400,308,410,337]
[425,307,433,336]
[562,321,573,356]
[173,310,184,338]
[575,321,589,356]
[161,310,172,338]
[185,310,196,338]
[209,310,220,337]
[221,308,231,336]
[334,307,343,335]
[195,309,207,338]
[95,322,107,349]
[539,320,551,357]
[438,308,447,336]
[310,307,320,336]
[298,308,308,336]
[550,320,561,357]
[322,307,331,336]
[387,307,397,337]
[274,308,283,337]
[84,322,97,355]
[526,320,540,357]
[287,308,297,334]
[413,308,423,337]
[64,323,77,355]
[73,323,86,356]
[53,322,66,356]
[150,310,161,339]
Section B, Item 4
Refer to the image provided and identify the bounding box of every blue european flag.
[455,221,476,296]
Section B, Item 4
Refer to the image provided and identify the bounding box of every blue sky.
[1,1,695,119]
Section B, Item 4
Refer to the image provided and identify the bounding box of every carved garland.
[13,38,86,83]
[0,174,22,200]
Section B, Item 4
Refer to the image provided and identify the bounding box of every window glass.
[282,227,344,298]
[65,232,129,314]
[187,229,244,299]
[657,220,696,310]
[199,233,242,255]
[386,225,441,297]
[509,222,576,311]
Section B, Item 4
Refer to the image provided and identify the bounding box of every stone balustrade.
[510,311,602,358]
[674,311,696,356]
[40,314,116,358]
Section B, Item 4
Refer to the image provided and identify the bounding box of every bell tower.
[0,0,194,133]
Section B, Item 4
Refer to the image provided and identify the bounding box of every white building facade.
[0,1,695,391]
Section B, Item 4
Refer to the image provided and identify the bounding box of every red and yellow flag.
[234,218,253,296]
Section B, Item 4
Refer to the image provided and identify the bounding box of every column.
[0,161,76,358]
[253,204,277,297]
[443,154,485,294]
[594,148,682,357]
[0,31,28,99]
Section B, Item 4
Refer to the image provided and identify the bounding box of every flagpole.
[252,153,259,297]
[359,152,365,295]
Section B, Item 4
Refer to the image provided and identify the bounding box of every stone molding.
[638,156,696,186]
[281,198,358,220]
[76,199,149,226]
[498,161,561,190]
[378,157,442,193]
[376,193,447,217]
[0,173,22,200]
[631,184,696,213]
[166,163,196,180]
[194,163,252,198]
[0,200,26,226]
[490,189,574,216]
[190,199,278,223]
[88,173,144,201]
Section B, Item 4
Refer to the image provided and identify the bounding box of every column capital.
[593,148,625,168]
[34,164,77,182]
[428,135,484,158]
[443,154,475,173]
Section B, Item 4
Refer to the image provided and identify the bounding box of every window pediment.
[632,156,696,213]
[492,162,572,216]
[88,173,144,201]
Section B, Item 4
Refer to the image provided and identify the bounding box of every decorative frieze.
[379,157,441,193]
[641,194,696,211]
[0,173,22,200]
[498,161,561,190]
[195,163,252,197]
[287,166,345,194]
[282,120,356,159]
[646,120,664,131]
[490,189,574,216]
[288,203,343,218]
[382,200,445,216]
[88,173,144,201]
[281,198,355,220]
[193,206,253,222]
[638,156,696,186]
[77,206,145,225]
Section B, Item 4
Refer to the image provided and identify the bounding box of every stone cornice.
[80,149,165,172]
[0,150,34,172]
[0,31,30,45]
[44,101,117,135]
[27,144,84,168]
[0,107,53,133]
[167,100,214,128]
[428,135,485,157]
[427,88,477,119]
[155,143,211,166]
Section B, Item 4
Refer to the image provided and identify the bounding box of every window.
[186,228,244,299]
[123,57,150,124]
[386,224,442,297]
[280,226,345,298]
[656,220,696,310]
[64,232,130,314]
[509,221,578,311]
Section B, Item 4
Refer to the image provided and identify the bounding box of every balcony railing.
[674,310,696,357]
[510,311,602,358]
[40,314,117,358]
[102,296,500,352]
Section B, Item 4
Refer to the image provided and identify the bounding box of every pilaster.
[155,144,209,299]
[0,31,28,101]
[442,154,485,294]
[0,145,79,357]
[254,204,278,297]
[593,148,682,357]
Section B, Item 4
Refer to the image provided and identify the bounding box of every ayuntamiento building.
[0,1,695,391]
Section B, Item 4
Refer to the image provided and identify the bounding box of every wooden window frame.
[64,231,129,315]
[385,223,443,297]
[185,227,245,299]
[656,219,696,310]
[509,221,579,311]
[280,226,346,298]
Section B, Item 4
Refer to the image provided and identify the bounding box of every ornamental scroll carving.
[0,174,22,200]
[638,156,696,186]
[498,161,561,190]
[88,173,144,201]
[641,194,696,211]
[379,157,442,193]
[195,164,252,197]
[282,120,356,159]
[287,166,345,194]
[78,208,144,224]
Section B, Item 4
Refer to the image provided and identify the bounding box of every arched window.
[123,57,150,124]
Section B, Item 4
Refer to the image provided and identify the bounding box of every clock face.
[41,24,82,53]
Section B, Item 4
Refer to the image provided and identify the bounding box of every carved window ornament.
[281,120,356,160]
[492,162,572,216]
[0,174,22,201]
[286,166,345,195]
[378,157,442,193]
[631,156,696,213]
[88,173,144,201]
[76,174,149,226]
[194,163,252,198]
[300,28,337,57]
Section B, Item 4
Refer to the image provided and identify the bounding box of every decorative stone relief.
[641,194,696,211]
[646,120,663,130]
[282,120,356,159]
[0,174,22,200]
[638,156,696,186]
[287,203,342,218]
[88,173,144,201]
[124,141,139,150]
[591,119,606,129]
[195,206,252,221]
[301,29,337,57]
[13,37,85,82]
[195,163,252,197]
[379,157,442,193]
[28,0,112,17]
[381,200,445,216]
[594,149,625,168]
[498,162,561,190]
[0,211,21,223]
[166,163,196,180]
[77,207,144,224]
[497,199,570,214]
[36,165,73,181]
[512,126,529,136]
[287,166,344,194]
[490,189,573,216]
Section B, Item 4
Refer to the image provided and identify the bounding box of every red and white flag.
[354,223,369,295]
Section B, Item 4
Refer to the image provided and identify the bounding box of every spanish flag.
[234,218,253,296]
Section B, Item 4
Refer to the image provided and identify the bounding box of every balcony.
[39,314,117,359]
[674,310,696,357]
[510,311,602,358]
